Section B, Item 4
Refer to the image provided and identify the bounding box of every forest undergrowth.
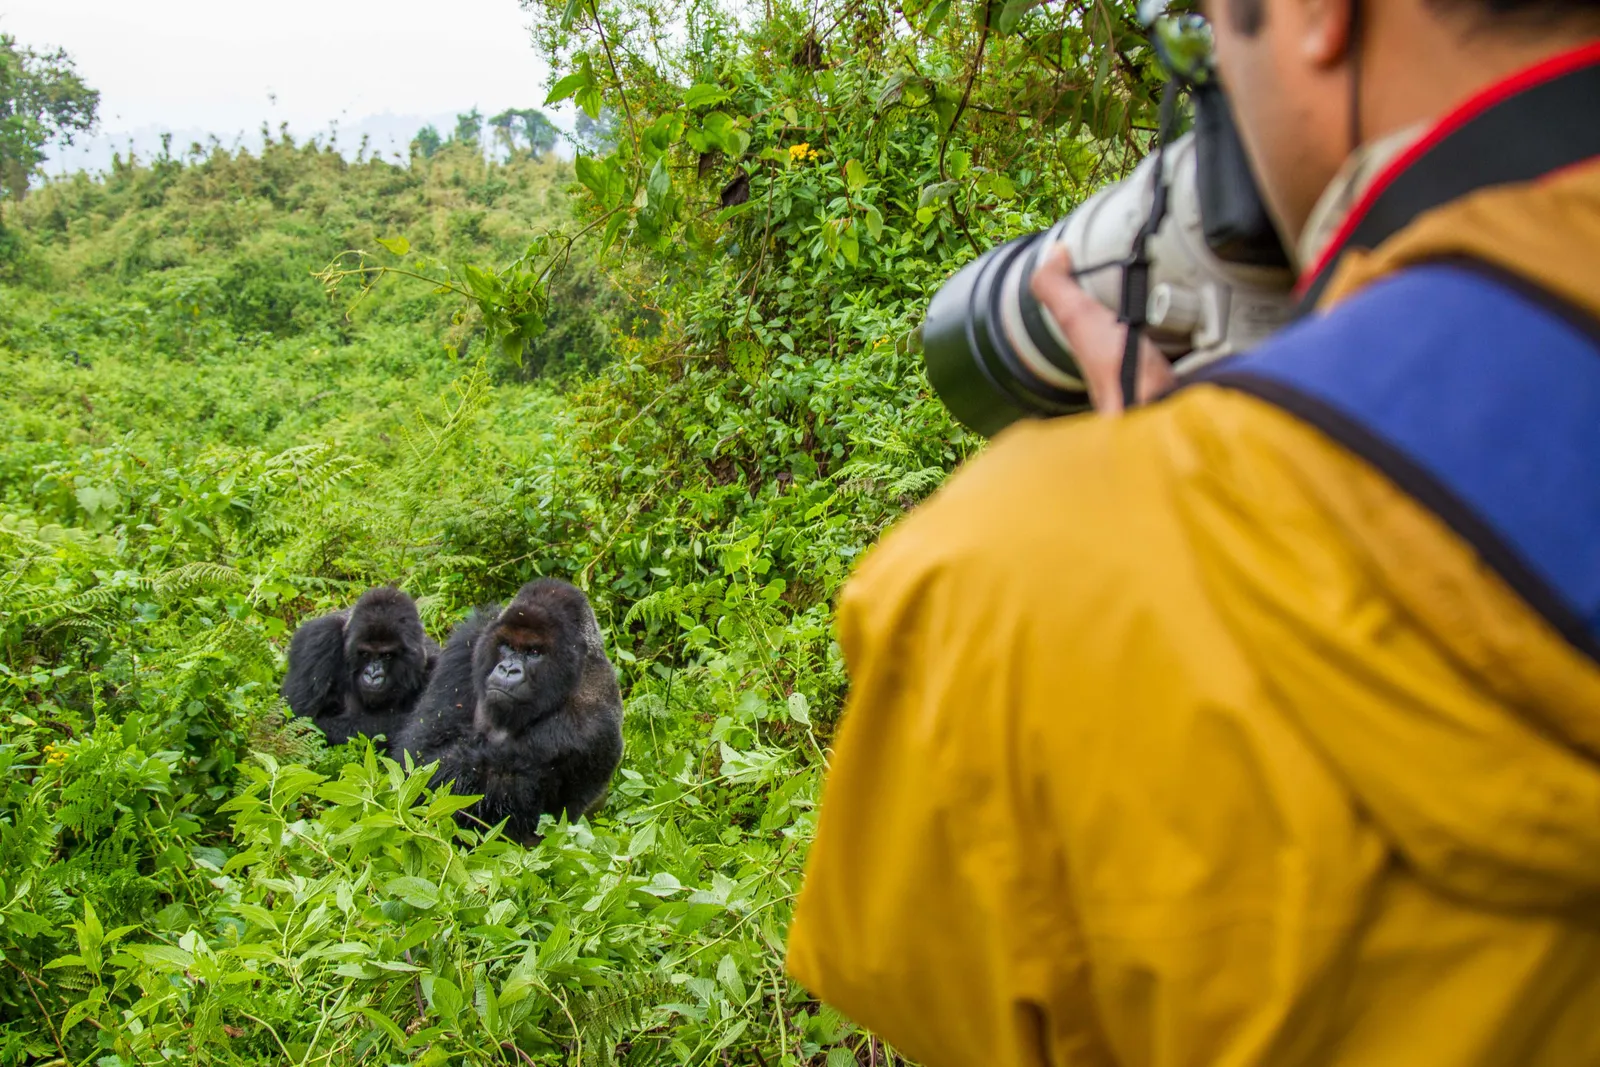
[0,1,1163,1063]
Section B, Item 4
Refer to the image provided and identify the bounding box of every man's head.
[1206,0,1600,245]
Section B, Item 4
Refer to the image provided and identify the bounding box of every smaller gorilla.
[281,587,438,749]
[396,579,624,843]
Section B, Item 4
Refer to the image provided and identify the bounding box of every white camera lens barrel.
[919,130,1295,438]
[1147,283,1201,333]
[997,232,1086,393]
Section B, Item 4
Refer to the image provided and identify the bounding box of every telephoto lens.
[921,127,1295,438]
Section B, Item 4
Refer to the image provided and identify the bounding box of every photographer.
[787,1,1600,1065]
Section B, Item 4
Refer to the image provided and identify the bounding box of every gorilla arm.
[395,608,496,779]
[281,611,349,720]
[538,639,624,819]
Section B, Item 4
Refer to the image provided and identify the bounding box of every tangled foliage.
[0,0,1163,1063]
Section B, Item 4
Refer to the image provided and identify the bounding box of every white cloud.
[1,0,559,171]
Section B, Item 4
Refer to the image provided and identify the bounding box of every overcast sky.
[1,0,557,172]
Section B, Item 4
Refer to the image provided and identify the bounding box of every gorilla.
[281,587,439,749]
[396,578,624,843]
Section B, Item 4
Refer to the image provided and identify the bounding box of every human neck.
[1293,29,1600,265]
[1358,18,1600,145]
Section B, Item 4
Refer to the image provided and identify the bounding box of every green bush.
[0,0,1161,1061]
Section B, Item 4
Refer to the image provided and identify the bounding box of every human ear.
[1297,0,1355,68]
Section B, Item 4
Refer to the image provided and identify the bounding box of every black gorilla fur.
[281,587,439,749]
[396,578,624,843]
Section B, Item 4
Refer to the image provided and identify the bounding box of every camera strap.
[1296,42,1600,312]
[1118,78,1183,409]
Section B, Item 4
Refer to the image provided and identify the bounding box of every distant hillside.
[1,135,621,384]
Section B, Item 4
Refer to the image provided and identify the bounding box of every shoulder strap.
[1297,44,1600,311]
[1196,260,1600,663]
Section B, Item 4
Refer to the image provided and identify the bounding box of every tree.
[0,34,99,202]
[489,107,560,160]
[573,108,619,154]
[453,108,483,147]
[411,124,443,159]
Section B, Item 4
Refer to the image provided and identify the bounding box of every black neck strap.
[1297,43,1600,314]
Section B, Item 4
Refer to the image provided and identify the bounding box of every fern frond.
[566,972,676,1067]
[152,562,245,595]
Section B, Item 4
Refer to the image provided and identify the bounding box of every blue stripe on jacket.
[1195,263,1600,657]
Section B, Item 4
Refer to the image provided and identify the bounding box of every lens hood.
[922,234,1091,438]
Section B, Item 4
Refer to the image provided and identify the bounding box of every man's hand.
[1028,244,1177,414]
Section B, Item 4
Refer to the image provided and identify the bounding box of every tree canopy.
[490,107,561,159]
[0,34,99,202]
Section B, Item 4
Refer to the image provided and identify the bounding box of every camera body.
[922,85,1297,437]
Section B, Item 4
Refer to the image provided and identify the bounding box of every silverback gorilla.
[281,587,439,749]
[396,579,624,843]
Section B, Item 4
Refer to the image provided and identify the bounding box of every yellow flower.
[43,743,68,766]
[788,142,822,164]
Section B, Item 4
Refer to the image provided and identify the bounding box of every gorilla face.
[343,588,432,713]
[470,582,585,733]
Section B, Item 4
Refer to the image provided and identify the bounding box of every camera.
[921,84,1298,437]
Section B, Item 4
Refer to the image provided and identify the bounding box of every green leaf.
[683,83,732,108]
[424,790,481,821]
[838,220,859,267]
[426,975,464,1021]
[376,235,410,256]
[1092,46,1112,104]
[980,171,1018,199]
[918,180,958,208]
[628,820,659,858]
[696,112,747,156]
[601,210,630,251]
[232,903,279,930]
[558,0,586,30]
[476,975,500,1031]
[73,484,117,516]
[716,953,746,1001]
[499,975,536,1008]
[360,1007,409,1049]
[545,68,592,106]
[61,988,104,1036]
[863,203,885,242]
[574,154,616,206]
[875,72,910,112]
[576,84,604,120]
[122,945,193,972]
[997,0,1033,34]
[844,158,869,193]
[827,1049,859,1067]
[386,875,440,910]
[787,692,812,725]
[948,148,971,180]
[647,156,672,205]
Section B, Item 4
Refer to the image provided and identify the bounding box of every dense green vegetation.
[0,1,1162,1063]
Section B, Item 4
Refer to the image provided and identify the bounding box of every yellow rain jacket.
[787,44,1600,1067]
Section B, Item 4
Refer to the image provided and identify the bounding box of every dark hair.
[1224,0,1600,35]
